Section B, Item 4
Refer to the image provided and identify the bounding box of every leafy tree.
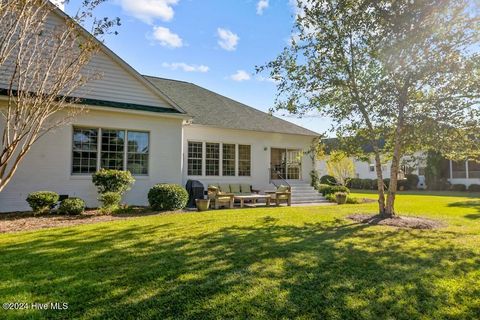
[326,151,355,186]
[0,0,120,191]
[259,0,480,217]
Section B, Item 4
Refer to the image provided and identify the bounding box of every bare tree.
[0,0,119,191]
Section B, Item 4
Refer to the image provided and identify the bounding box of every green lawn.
[1,192,479,319]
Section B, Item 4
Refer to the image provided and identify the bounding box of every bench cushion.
[230,184,241,193]
[240,184,251,193]
[277,185,289,192]
[219,183,231,193]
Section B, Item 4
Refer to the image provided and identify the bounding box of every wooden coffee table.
[234,194,271,208]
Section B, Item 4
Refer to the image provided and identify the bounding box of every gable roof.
[0,1,186,116]
[145,76,319,137]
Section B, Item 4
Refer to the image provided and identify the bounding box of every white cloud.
[152,26,183,48]
[230,70,251,82]
[256,0,269,15]
[217,28,239,51]
[162,62,209,73]
[118,0,179,24]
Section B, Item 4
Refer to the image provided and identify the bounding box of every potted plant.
[195,198,210,211]
[335,192,348,205]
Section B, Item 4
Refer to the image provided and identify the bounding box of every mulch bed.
[347,214,445,230]
[0,208,185,233]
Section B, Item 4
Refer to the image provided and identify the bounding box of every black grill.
[185,180,205,208]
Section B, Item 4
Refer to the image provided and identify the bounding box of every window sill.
[70,174,150,180]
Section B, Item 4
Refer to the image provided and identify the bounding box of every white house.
[0,5,320,212]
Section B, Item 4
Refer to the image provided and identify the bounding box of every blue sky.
[64,0,332,135]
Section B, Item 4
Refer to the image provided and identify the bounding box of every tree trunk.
[385,147,401,218]
[385,89,407,218]
[373,151,386,215]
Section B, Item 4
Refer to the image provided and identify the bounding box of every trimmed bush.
[99,192,122,208]
[148,184,188,211]
[318,184,350,196]
[26,191,59,214]
[92,169,134,195]
[406,174,419,190]
[58,198,85,215]
[397,179,410,191]
[468,184,480,192]
[320,175,337,186]
[347,178,362,189]
[451,184,467,192]
[335,192,348,204]
[361,179,374,190]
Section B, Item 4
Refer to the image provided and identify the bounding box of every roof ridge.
[143,74,192,85]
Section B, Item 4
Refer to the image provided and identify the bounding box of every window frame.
[187,141,204,176]
[71,126,150,177]
[186,141,252,177]
[205,142,220,176]
[238,144,252,177]
[222,143,236,176]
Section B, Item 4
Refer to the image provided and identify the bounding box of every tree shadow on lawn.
[448,200,480,218]
[0,218,479,319]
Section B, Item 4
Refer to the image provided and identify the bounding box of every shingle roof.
[145,75,319,137]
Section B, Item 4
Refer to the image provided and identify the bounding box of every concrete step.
[291,199,331,204]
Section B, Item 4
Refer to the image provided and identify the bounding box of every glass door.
[270,148,302,180]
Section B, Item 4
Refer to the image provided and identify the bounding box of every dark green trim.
[0,88,183,114]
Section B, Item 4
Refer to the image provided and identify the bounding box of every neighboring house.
[315,138,427,187]
[0,5,318,212]
[316,140,480,188]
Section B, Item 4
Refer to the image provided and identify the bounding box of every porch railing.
[269,168,290,188]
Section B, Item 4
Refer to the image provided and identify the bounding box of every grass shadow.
[0,216,479,319]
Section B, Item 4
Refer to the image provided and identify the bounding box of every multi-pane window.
[222,144,236,176]
[187,142,203,176]
[72,128,98,174]
[101,129,125,170]
[72,127,149,175]
[127,131,149,175]
[238,144,251,176]
[206,143,220,176]
[187,142,251,177]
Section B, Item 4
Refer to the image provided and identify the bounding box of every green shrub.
[397,179,410,191]
[406,174,419,190]
[319,184,350,196]
[92,169,134,195]
[320,175,337,186]
[347,178,362,189]
[148,184,188,211]
[451,184,467,192]
[335,192,348,204]
[58,198,85,215]
[361,179,374,190]
[468,184,480,192]
[26,191,59,214]
[346,196,360,204]
[428,178,451,191]
[383,178,390,189]
[310,170,320,188]
[99,192,122,208]
[325,193,336,202]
